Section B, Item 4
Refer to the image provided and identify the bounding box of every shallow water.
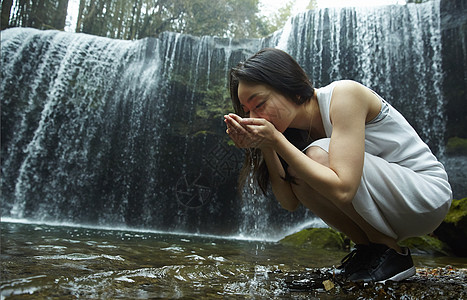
[1,221,466,299]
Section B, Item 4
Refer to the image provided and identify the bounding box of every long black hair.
[229,48,315,194]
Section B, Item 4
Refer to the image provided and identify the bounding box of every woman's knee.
[287,146,329,182]
[305,146,329,167]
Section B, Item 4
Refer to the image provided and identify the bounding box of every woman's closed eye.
[241,104,264,116]
[255,99,268,112]
[241,95,269,116]
[256,101,266,109]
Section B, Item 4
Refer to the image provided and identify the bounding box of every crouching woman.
[224,48,452,283]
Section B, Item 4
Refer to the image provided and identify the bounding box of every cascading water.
[271,0,445,155]
[238,0,450,239]
[0,0,455,239]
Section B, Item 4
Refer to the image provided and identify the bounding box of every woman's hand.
[224,113,278,149]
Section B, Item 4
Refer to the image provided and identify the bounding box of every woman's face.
[237,81,296,133]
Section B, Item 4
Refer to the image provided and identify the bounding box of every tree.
[4,0,68,30]
[306,0,318,10]
[6,0,68,30]
[266,1,294,33]
[262,0,318,34]
[51,0,68,30]
[73,0,269,39]
[1,0,14,30]
[3,0,299,39]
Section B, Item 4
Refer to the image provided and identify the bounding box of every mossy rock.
[446,137,467,155]
[443,197,467,224]
[434,198,467,257]
[399,235,452,256]
[279,228,346,250]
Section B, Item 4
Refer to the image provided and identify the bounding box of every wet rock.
[400,235,452,256]
[285,266,467,299]
[446,137,467,155]
[279,228,347,250]
[434,197,467,257]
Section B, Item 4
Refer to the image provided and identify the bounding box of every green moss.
[195,85,232,121]
[405,199,466,256]
[434,198,467,257]
[446,137,467,155]
[279,228,346,250]
[444,198,467,224]
[400,235,451,256]
[193,130,208,137]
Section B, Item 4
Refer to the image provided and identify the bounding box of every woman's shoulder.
[318,80,375,111]
[330,80,376,103]
[329,80,380,120]
[332,80,367,92]
[318,80,365,97]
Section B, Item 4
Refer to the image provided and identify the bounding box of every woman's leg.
[289,169,369,245]
[289,146,401,252]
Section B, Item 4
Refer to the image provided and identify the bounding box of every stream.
[1,220,466,299]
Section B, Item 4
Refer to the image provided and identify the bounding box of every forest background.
[1,0,319,40]
[1,0,426,40]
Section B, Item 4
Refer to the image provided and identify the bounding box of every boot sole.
[378,266,416,283]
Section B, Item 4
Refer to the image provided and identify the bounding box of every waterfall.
[239,0,449,239]
[1,0,454,239]
[271,0,445,155]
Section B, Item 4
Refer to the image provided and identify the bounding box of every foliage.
[195,85,232,121]
[434,198,467,257]
[2,0,68,30]
[279,228,347,250]
[443,198,467,224]
[262,0,318,34]
[2,0,319,39]
[306,0,318,10]
[446,137,467,155]
[264,1,294,33]
[399,236,451,256]
[72,0,269,39]
[87,0,272,39]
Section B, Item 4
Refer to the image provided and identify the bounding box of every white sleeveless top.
[309,81,452,240]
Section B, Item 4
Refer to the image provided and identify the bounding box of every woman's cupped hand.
[224,113,278,149]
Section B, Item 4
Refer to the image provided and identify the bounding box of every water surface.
[1,221,466,299]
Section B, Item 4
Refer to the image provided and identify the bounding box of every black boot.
[348,243,415,283]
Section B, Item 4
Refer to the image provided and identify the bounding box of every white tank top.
[316,81,450,184]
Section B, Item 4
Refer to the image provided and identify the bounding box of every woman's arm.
[238,81,371,205]
[225,114,300,211]
[226,80,372,206]
[271,81,369,204]
[261,147,300,211]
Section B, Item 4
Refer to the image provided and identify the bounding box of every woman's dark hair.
[229,48,315,194]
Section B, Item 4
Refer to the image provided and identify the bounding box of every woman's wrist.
[258,130,279,151]
[266,129,284,151]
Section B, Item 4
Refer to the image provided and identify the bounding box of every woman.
[224,48,452,283]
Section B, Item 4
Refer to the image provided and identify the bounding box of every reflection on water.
[1,221,466,299]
